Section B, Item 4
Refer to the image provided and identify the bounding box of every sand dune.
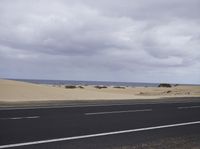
[0,79,200,102]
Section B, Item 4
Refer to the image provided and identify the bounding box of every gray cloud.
[0,0,200,83]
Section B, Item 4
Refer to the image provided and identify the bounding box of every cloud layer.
[0,0,200,83]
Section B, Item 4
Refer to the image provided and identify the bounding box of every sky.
[0,0,200,84]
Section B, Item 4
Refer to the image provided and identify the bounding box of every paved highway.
[0,99,200,148]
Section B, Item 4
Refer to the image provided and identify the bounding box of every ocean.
[11,79,159,87]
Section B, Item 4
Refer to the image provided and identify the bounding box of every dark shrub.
[65,85,77,89]
[78,86,84,89]
[158,83,172,88]
[113,86,126,89]
[166,90,172,93]
[94,85,108,89]
[139,92,144,95]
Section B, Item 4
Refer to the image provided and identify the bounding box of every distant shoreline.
[7,78,159,87]
[4,78,200,87]
[5,78,200,87]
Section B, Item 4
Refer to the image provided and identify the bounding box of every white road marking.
[177,106,200,109]
[0,116,40,120]
[26,116,40,119]
[85,109,152,115]
[0,121,200,149]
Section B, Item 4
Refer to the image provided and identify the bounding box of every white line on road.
[25,116,40,119]
[177,106,200,109]
[0,121,200,149]
[0,116,40,120]
[85,109,152,115]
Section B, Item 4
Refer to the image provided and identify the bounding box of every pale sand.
[0,79,200,102]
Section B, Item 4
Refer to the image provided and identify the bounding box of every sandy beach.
[0,79,199,103]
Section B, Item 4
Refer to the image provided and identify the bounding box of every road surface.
[0,99,200,148]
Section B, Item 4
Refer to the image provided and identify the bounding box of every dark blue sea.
[11,79,159,87]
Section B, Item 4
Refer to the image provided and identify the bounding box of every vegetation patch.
[94,85,108,89]
[65,85,77,89]
[78,86,84,89]
[158,83,172,88]
[113,86,126,89]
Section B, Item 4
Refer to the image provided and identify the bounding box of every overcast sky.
[0,0,200,84]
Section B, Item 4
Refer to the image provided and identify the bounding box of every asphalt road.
[0,99,200,148]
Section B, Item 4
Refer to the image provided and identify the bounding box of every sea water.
[11,79,159,87]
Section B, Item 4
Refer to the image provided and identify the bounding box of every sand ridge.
[0,79,200,102]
